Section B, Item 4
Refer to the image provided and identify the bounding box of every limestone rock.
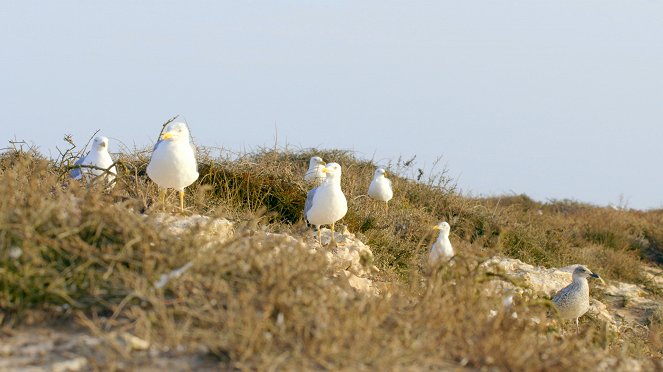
[482,256,663,330]
[152,213,234,243]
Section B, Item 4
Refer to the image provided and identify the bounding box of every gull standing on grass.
[304,156,326,185]
[429,222,454,264]
[552,265,604,333]
[147,122,199,212]
[368,168,393,211]
[305,163,348,247]
[70,136,117,187]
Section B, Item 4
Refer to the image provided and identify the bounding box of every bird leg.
[328,223,337,248]
[575,318,579,334]
[317,226,322,246]
[179,190,185,212]
[385,201,389,213]
[159,189,166,212]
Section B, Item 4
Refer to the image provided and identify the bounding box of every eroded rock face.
[482,256,576,298]
[315,228,379,276]
[151,215,381,296]
[0,327,217,371]
[152,213,234,244]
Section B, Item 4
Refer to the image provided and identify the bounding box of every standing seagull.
[552,265,604,333]
[368,168,393,211]
[305,163,348,247]
[147,122,199,212]
[429,222,454,264]
[304,156,326,185]
[70,136,117,187]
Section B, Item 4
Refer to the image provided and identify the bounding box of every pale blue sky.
[2,1,661,209]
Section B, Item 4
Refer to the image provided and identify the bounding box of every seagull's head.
[433,221,451,235]
[310,156,325,168]
[374,168,387,178]
[161,122,191,142]
[93,136,109,151]
[322,162,342,179]
[572,265,604,283]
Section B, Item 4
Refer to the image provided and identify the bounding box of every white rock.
[52,357,88,372]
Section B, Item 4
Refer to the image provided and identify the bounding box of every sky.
[1,1,662,210]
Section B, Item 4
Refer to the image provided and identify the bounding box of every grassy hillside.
[1,144,661,369]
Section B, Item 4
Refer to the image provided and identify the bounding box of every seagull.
[70,136,117,187]
[429,222,454,264]
[304,156,326,185]
[305,162,348,247]
[552,265,604,333]
[147,122,199,212]
[368,168,393,211]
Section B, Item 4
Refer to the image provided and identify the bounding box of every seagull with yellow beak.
[305,162,348,247]
[368,167,393,211]
[70,136,117,187]
[429,221,454,264]
[304,156,326,185]
[147,122,199,212]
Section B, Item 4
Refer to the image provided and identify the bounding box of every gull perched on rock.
[70,136,117,187]
[147,122,199,212]
[304,156,326,185]
[429,222,454,264]
[305,162,348,247]
[552,265,604,333]
[368,168,393,211]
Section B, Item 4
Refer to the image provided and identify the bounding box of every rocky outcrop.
[0,327,217,371]
[151,215,380,296]
[482,256,662,331]
[152,213,235,245]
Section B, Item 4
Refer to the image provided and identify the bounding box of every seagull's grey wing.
[153,139,164,152]
[304,187,317,222]
[552,285,571,304]
[191,142,198,172]
[69,154,86,179]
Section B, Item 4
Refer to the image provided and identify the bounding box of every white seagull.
[304,156,326,185]
[305,162,348,247]
[147,122,199,212]
[429,221,454,264]
[368,168,393,211]
[70,136,117,187]
[552,265,604,333]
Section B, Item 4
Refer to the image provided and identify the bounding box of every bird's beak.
[321,162,326,166]
[432,225,441,230]
[322,167,329,173]
[590,273,606,284]
[161,131,174,140]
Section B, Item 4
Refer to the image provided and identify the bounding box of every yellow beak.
[322,167,330,173]
[432,225,441,230]
[161,131,174,140]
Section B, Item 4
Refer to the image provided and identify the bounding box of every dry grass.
[1,144,662,369]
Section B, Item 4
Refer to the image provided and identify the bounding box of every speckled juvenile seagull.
[552,265,604,333]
